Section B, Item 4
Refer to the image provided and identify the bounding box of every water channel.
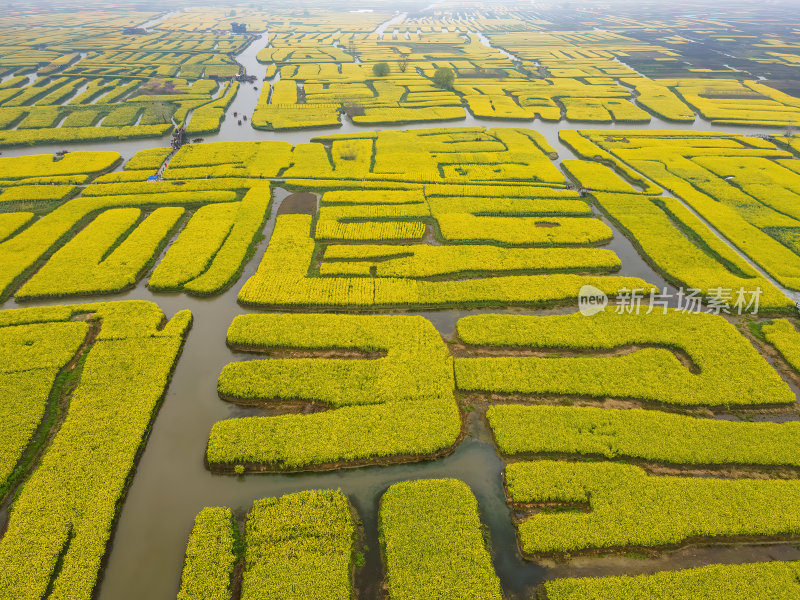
[2,10,800,600]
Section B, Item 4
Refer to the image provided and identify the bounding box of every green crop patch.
[321,244,620,278]
[380,479,502,600]
[507,460,800,554]
[489,405,800,467]
[0,321,88,496]
[177,507,238,600]
[544,560,800,600]
[455,310,792,407]
[0,300,190,600]
[208,314,461,470]
[242,490,355,600]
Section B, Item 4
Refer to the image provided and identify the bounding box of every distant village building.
[231,22,246,33]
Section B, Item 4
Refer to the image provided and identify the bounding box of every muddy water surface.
[3,186,797,600]
[3,15,800,599]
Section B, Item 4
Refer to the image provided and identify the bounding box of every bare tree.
[342,101,365,119]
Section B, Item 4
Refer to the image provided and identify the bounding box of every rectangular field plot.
[177,490,356,600]
[567,130,800,293]
[242,490,355,600]
[380,479,502,600]
[0,301,190,600]
[507,460,800,554]
[544,559,800,600]
[488,404,800,467]
[176,507,238,600]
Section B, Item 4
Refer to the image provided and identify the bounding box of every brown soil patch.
[277,192,317,215]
